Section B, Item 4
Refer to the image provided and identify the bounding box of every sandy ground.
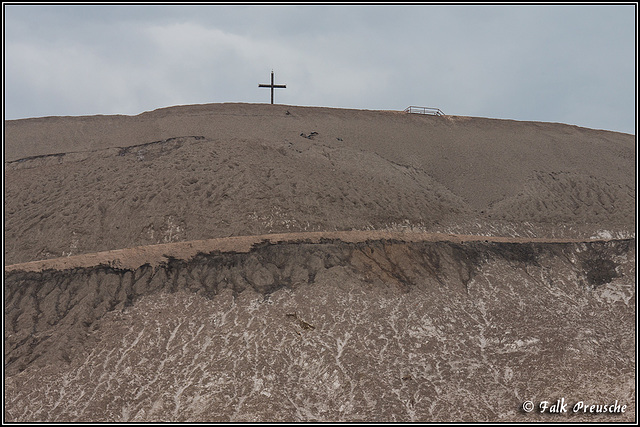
[4,103,635,265]
[3,103,636,422]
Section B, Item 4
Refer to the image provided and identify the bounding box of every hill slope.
[3,104,636,422]
[5,238,636,422]
[4,103,635,265]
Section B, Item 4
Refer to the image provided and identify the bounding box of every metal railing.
[404,106,445,116]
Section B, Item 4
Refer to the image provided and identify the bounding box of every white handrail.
[404,106,444,116]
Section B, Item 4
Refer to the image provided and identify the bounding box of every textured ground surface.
[5,104,634,265]
[4,103,636,422]
[4,238,636,422]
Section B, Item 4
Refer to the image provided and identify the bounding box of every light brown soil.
[4,103,636,422]
[4,103,635,266]
[4,230,626,274]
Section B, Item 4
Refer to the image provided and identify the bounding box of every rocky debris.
[286,312,316,332]
[300,131,319,139]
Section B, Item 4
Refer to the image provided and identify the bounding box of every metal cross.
[258,70,286,104]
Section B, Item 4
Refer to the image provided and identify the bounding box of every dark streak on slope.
[5,136,207,165]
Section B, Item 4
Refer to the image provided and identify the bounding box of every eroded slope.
[4,238,635,422]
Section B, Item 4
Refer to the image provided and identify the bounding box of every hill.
[4,103,635,265]
[4,103,636,422]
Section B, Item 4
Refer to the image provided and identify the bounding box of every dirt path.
[5,230,632,273]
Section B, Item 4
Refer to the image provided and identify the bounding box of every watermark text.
[522,398,626,415]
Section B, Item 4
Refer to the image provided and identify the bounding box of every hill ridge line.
[5,230,633,273]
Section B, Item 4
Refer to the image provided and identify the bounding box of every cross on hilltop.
[258,71,286,104]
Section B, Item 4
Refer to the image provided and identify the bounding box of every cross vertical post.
[259,70,286,104]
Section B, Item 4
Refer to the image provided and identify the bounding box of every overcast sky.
[3,4,636,134]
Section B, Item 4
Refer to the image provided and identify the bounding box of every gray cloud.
[4,4,635,134]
